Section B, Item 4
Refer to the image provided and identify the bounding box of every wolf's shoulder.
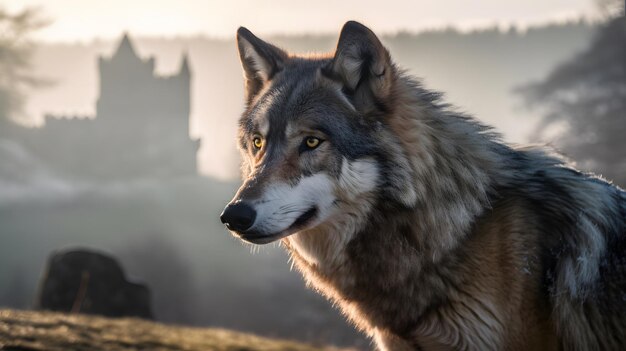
[499,145,623,207]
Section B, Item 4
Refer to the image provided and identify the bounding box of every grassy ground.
[0,309,347,351]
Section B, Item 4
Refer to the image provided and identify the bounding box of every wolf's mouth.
[239,206,318,244]
[289,207,318,230]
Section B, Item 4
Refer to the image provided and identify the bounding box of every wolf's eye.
[253,136,263,149]
[304,137,321,149]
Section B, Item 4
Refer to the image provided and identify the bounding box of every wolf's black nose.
[220,202,256,232]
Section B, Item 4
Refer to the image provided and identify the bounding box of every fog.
[1,20,606,348]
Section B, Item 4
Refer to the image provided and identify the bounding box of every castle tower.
[97,33,158,120]
[179,52,190,77]
[36,33,199,180]
[177,52,191,133]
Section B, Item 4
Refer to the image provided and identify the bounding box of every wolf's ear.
[237,27,287,104]
[323,21,394,112]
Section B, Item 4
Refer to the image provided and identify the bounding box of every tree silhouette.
[519,6,625,186]
[0,7,48,126]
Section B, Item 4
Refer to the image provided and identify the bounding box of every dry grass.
[0,309,346,351]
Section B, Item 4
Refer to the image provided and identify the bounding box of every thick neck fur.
[382,73,507,262]
[283,71,509,334]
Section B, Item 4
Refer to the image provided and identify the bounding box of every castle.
[27,34,200,180]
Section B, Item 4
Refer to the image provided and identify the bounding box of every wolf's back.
[507,152,626,350]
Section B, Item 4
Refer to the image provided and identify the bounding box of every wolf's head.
[221,21,418,244]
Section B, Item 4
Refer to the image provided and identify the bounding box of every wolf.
[220,21,626,350]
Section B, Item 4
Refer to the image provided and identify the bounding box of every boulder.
[37,248,153,319]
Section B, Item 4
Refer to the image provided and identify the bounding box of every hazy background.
[0,0,623,348]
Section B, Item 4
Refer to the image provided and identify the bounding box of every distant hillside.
[0,309,345,351]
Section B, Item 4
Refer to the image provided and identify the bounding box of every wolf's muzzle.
[220,202,256,233]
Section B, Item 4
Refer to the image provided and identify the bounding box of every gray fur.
[224,22,626,350]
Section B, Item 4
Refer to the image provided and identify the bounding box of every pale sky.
[5,0,597,42]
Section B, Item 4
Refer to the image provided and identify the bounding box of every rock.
[36,248,153,319]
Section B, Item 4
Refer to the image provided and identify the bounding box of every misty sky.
[5,0,597,41]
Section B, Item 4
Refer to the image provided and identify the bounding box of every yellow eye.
[305,137,321,149]
[253,137,263,149]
